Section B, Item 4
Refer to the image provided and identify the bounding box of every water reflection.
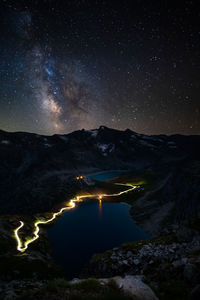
[98,195,103,217]
[98,199,102,217]
[47,200,149,279]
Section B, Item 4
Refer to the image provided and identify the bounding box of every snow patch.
[87,130,98,138]
[141,135,154,141]
[167,141,176,145]
[1,140,10,145]
[109,143,115,153]
[133,132,142,137]
[98,143,109,152]
[167,141,177,149]
[139,140,156,148]
[97,143,115,155]
[142,135,163,143]
[59,135,68,142]
[44,143,52,148]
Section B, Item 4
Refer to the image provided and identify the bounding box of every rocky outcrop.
[0,275,158,300]
[70,275,158,300]
[84,228,200,280]
[130,161,200,236]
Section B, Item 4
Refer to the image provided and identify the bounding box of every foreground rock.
[70,275,158,300]
[84,230,200,279]
[0,275,158,300]
[113,276,158,300]
[83,222,200,299]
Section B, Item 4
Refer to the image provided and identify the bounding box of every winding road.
[14,182,137,253]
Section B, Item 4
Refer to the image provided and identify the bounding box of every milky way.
[0,1,199,135]
[27,43,104,133]
[10,9,105,134]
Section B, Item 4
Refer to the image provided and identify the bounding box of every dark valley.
[0,127,200,299]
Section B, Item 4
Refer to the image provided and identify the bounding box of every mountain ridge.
[0,126,200,218]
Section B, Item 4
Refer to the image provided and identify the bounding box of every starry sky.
[0,0,199,135]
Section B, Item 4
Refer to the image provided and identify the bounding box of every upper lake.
[88,170,125,181]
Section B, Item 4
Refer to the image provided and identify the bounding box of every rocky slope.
[1,276,158,300]
[83,221,200,300]
[127,161,200,236]
[0,126,200,299]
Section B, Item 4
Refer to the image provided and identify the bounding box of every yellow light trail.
[14,183,137,253]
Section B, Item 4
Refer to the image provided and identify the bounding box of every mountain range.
[0,126,199,221]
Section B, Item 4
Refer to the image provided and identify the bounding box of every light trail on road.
[14,183,137,253]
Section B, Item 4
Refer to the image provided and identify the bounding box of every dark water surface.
[88,170,125,181]
[47,200,149,278]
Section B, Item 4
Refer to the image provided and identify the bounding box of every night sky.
[0,0,199,135]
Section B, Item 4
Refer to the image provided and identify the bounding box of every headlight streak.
[14,183,138,253]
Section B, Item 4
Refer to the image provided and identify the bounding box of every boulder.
[70,275,159,300]
[113,275,159,300]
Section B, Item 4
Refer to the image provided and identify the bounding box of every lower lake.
[47,199,149,279]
